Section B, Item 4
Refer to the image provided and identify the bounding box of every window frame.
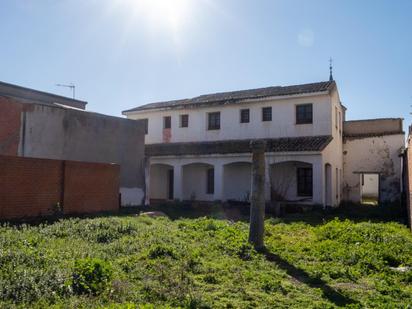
[180,114,189,128]
[296,104,313,125]
[262,107,272,122]
[163,116,171,129]
[240,108,250,123]
[207,112,221,130]
[297,167,313,197]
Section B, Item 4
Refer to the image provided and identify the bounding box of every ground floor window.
[206,168,214,194]
[297,167,313,196]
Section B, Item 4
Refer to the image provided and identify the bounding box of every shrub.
[148,245,177,259]
[72,258,113,295]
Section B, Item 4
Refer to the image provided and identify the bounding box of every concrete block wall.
[0,155,119,220]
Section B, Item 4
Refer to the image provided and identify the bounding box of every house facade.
[123,81,404,207]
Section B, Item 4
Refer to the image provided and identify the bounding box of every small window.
[142,118,148,135]
[206,168,214,194]
[180,114,189,128]
[335,107,338,129]
[240,109,250,123]
[297,167,313,196]
[296,104,313,124]
[164,116,171,129]
[208,112,220,130]
[262,107,272,122]
[338,111,342,134]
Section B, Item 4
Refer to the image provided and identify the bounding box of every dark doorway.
[168,169,174,200]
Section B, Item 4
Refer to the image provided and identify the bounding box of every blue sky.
[1,0,411,124]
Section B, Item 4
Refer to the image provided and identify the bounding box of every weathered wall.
[18,104,145,206]
[344,118,403,137]
[128,93,334,144]
[223,162,251,201]
[343,134,404,203]
[0,97,23,155]
[0,155,119,220]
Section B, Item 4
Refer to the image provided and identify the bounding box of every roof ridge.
[123,80,335,114]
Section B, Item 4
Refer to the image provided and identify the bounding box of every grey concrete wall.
[19,103,145,206]
[343,118,403,137]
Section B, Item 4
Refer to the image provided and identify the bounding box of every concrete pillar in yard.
[249,140,266,250]
[144,157,151,206]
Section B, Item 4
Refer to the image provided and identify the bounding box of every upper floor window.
[296,104,313,124]
[163,116,171,129]
[240,109,250,123]
[262,107,272,122]
[142,118,148,135]
[180,114,189,128]
[208,112,220,130]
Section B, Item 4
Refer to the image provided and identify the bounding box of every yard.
[1,205,412,308]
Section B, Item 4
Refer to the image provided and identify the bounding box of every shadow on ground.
[261,247,358,307]
[131,201,407,226]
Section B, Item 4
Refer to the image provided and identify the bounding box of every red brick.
[0,155,119,220]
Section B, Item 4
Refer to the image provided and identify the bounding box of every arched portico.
[223,162,252,202]
[270,161,313,202]
[182,162,215,201]
[149,163,174,201]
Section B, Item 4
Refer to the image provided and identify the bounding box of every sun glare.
[134,0,191,31]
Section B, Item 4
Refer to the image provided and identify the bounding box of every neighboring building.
[343,118,404,203]
[0,81,146,206]
[123,80,405,207]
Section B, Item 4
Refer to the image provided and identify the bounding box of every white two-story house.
[123,80,404,207]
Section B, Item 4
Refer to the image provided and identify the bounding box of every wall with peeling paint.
[343,134,404,203]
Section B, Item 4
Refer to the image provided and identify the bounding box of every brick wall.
[63,161,120,214]
[0,155,119,220]
[0,97,23,156]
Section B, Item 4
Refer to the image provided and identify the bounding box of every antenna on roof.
[329,58,334,81]
[56,83,75,99]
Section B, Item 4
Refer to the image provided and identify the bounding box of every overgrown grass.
[0,214,411,308]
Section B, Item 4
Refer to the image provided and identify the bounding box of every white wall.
[150,164,171,199]
[223,162,251,201]
[343,134,404,203]
[127,93,333,144]
[182,163,214,201]
[361,174,379,199]
[320,88,344,207]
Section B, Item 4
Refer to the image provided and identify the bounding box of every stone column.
[214,163,224,202]
[173,164,183,201]
[144,157,151,206]
[264,157,271,201]
[312,159,324,206]
[249,140,266,250]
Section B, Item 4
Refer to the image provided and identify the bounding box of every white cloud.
[298,29,315,47]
